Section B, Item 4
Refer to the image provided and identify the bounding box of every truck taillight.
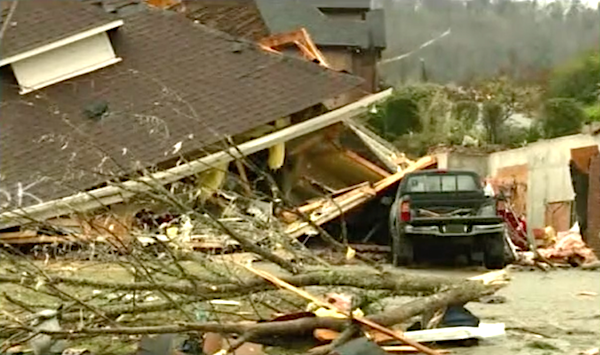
[400,201,411,222]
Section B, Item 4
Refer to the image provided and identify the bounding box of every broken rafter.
[344,120,404,172]
[259,28,330,67]
[0,89,393,230]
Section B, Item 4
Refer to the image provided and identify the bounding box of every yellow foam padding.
[197,162,229,201]
[268,118,290,170]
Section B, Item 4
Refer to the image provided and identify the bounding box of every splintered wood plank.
[0,230,37,240]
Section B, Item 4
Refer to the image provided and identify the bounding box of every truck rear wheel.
[392,230,414,266]
[484,233,505,269]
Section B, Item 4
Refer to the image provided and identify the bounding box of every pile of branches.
[0,163,508,355]
[0,238,508,355]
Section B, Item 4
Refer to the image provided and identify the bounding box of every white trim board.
[0,20,124,67]
[0,88,393,229]
[404,323,506,343]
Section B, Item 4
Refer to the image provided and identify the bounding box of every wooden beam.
[343,150,391,178]
[298,28,329,67]
[234,159,253,196]
[0,89,394,229]
[258,28,330,67]
[296,182,371,214]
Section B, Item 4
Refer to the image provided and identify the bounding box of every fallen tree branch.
[0,268,467,299]
[241,263,442,355]
[11,279,501,343]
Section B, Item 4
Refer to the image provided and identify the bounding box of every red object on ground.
[499,206,529,250]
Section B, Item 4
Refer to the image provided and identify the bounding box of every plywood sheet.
[586,151,600,256]
[571,145,599,174]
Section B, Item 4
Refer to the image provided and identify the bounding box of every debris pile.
[537,224,598,267]
[514,223,599,269]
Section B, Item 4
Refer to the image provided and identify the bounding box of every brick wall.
[587,152,600,257]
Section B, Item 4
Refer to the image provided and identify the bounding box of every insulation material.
[196,162,229,202]
[268,118,290,170]
[538,224,598,265]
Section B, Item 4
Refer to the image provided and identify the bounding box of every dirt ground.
[403,267,600,355]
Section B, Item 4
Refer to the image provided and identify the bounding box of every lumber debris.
[259,28,329,67]
[286,156,436,238]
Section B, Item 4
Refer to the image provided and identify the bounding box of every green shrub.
[367,84,445,138]
[548,52,600,105]
[482,101,505,144]
[584,104,600,122]
[541,98,585,138]
[452,100,480,129]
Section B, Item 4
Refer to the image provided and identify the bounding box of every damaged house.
[0,0,423,248]
[178,0,387,105]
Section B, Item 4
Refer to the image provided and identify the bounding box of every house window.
[11,31,121,95]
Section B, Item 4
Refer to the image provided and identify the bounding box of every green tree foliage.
[541,98,585,138]
[367,79,543,155]
[548,52,600,105]
[368,84,446,138]
[482,101,505,144]
[452,100,479,129]
[368,96,421,139]
[584,104,600,122]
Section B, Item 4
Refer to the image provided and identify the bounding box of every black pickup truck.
[389,170,506,269]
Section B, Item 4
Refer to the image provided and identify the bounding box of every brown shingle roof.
[0,0,116,59]
[0,6,362,209]
[181,0,269,41]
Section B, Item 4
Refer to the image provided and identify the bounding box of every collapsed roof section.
[255,0,386,49]
[0,1,362,210]
[175,0,386,49]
